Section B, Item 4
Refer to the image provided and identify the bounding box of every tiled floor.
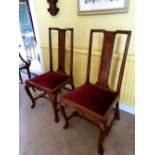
[19,85,135,155]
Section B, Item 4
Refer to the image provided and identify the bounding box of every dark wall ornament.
[47,0,59,16]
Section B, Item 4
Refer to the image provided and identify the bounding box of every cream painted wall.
[33,0,134,52]
[33,0,135,106]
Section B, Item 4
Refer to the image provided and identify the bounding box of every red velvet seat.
[24,28,74,123]
[63,84,117,116]
[28,71,69,91]
[60,29,131,155]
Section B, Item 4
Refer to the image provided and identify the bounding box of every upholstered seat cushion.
[28,71,69,90]
[63,84,118,116]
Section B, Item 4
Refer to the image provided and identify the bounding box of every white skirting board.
[119,102,135,115]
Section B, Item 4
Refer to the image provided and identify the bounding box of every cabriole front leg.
[98,124,104,155]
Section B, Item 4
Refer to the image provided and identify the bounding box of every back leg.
[70,82,75,90]
[98,124,105,155]
[115,102,120,120]
[48,94,59,123]
[25,84,36,108]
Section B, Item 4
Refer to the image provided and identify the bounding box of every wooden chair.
[24,27,74,123]
[19,53,31,83]
[60,29,131,155]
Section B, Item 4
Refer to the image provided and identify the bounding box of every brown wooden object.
[24,27,74,123]
[19,53,31,83]
[60,29,131,155]
[47,0,59,16]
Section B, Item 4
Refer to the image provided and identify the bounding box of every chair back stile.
[116,30,131,93]
[49,27,53,72]
[86,30,93,84]
[69,29,74,77]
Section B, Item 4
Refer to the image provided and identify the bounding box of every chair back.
[19,52,31,66]
[86,29,131,93]
[49,27,73,76]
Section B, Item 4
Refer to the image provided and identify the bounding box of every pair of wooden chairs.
[24,27,131,155]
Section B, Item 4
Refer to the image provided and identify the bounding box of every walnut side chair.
[25,27,74,123]
[60,29,131,155]
[19,53,31,83]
